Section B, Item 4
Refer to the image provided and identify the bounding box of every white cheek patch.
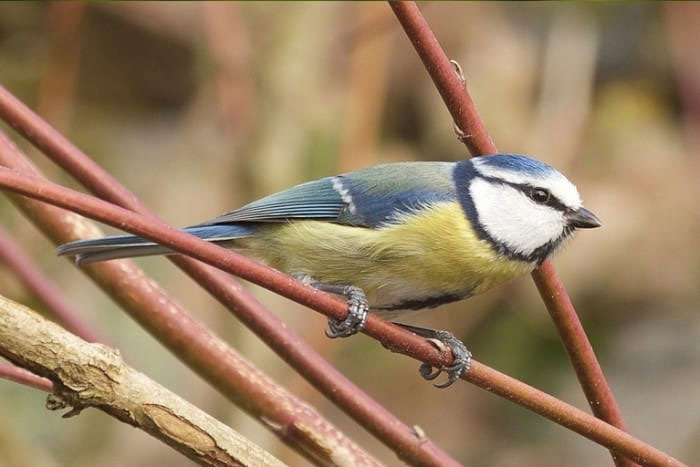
[470,179,567,256]
[473,159,583,210]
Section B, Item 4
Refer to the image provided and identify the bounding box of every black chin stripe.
[376,293,464,311]
[453,160,573,265]
[524,225,574,265]
[490,226,573,265]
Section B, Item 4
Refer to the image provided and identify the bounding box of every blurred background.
[0,2,699,466]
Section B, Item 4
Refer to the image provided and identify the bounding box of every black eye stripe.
[479,176,569,212]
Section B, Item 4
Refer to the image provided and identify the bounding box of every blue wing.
[203,177,345,223]
[204,161,458,228]
[57,161,459,264]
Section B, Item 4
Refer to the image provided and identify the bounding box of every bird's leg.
[310,283,369,338]
[393,323,472,388]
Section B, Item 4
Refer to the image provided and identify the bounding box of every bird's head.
[455,154,601,264]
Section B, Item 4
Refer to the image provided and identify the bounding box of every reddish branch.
[0,132,381,467]
[0,5,681,465]
[0,362,53,392]
[0,227,103,343]
[0,166,684,467]
[532,263,631,433]
[0,87,457,467]
[389,2,634,466]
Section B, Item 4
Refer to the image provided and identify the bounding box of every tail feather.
[57,224,256,265]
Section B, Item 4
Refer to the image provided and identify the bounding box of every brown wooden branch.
[0,130,381,467]
[0,82,459,466]
[0,294,284,467]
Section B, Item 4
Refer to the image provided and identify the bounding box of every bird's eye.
[529,187,551,204]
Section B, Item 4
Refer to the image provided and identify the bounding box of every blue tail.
[57,224,256,265]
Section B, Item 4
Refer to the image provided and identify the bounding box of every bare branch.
[0,362,53,391]
[0,131,380,467]
[388,3,634,466]
[0,82,460,466]
[0,294,284,467]
[0,226,103,343]
[0,7,680,464]
[0,163,685,467]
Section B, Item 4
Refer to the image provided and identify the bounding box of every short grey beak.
[567,207,602,229]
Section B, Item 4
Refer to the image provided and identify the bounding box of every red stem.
[0,84,456,467]
[532,263,629,427]
[0,362,53,392]
[0,166,684,467]
[0,131,380,467]
[389,3,634,466]
[389,2,497,156]
[0,227,103,343]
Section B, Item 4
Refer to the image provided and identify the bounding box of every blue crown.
[478,154,555,175]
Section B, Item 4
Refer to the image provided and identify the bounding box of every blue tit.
[58,153,601,386]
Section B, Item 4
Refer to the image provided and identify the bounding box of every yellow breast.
[235,202,535,309]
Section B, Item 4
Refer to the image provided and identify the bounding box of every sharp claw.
[418,363,441,381]
[434,378,456,389]
[433,359,470,388]
[396,325,472,388]
[429,337,471,388]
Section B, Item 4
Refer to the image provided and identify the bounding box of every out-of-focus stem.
[0,163,685,467]
[0,362,53,392]
[388,3,634,466]
[0,82,457,467]
[0,130,380,467]
[0,227,103,343]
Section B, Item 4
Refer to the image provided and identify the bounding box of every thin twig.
[388,3,634,466]
[0,227,103,343]
[0,84,457,467]
[0,165,685,467]
[0,294,285,467]
[0,131,381,467]
[0,362,53,392]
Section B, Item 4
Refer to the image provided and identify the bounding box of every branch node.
[46,386,86,418]
[411,424,427,442]
[62,405,85,419]
[449,59,472,144]
[46,393,67,411]
[453,122,471,143]
[449,59,466,84]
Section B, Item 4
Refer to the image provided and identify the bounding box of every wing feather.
[202,162,458,228]
[203,177,345,224]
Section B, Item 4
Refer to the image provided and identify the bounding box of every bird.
[58,153,601,387]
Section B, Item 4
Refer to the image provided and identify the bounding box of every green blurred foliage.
[0,2,698,466]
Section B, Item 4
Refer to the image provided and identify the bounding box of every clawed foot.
[395,323,472,388]
[310,283,369,338]
[325,285,369,338]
